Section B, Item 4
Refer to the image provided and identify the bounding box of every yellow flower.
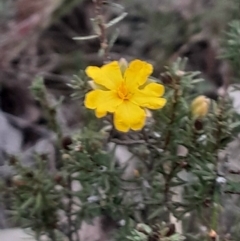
[84,59,166,132]
[191,95,210,119]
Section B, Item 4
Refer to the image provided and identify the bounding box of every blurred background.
[0,0,239,234]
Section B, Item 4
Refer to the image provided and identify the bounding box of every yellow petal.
[124,59,153,91]
[131,86,166,110]
[85,61,123,90]
[113,101,146,132]
[95,109,107,118]
[84,90,123,114]
[132,96,166,109]
[88,81,107,90]
[141,83,165,96]
[140,76,158,88]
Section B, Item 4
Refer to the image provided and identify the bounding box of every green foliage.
[126,223,185,241]
[221,20,240,81]
[5,156,62,239]
[4,57,240,241]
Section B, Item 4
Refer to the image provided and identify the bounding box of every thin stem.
[163,83,180,150]
[37,87,63,167]
[164,163,179,213]
[73,222,81,241]
[66,175,74,241]
[110,138,146,145]
[224,191,240,195]
[49,230,57,241]
[209,95,225,239]
[161,78,183,233]
[163,79,180,208]
[93,0,110,63]
[142,129,156,172]
[228,169,240,174]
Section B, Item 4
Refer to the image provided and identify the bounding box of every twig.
[224,191,240,195]
[92,0,110,63]
[66,175,74,241]
[162,76,183,233]
[48,230,57,241]
[73,222,81,241]
[163,81,180,150]
[209,88,227,240]
[110,138,146,145]
[228,170,240,174]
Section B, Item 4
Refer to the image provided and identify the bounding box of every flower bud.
[12,175,25,187]
[61,136,72,151]
[209,229,217,240]
[118,58,128,74]
[175,70,185,77]
[194,119,203,130]
[191,95,210,119]
[134,169,140,178]
[62,153,71,160]
[54,174,63,184]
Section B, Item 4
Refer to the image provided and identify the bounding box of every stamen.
[117,82,131,100]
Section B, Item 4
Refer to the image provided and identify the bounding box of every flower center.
[117,82,132,100]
